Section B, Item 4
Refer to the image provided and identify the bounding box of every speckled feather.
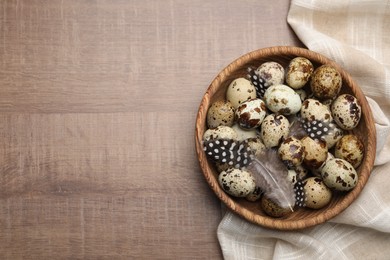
[203,139,253,169]
[247,67,270,99]
[299,118,337,141]
[294,180,306,207]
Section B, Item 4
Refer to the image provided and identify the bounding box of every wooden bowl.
[195,46,376,230]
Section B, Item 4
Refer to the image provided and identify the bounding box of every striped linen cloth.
[217,0,390,259]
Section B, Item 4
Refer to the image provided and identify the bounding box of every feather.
[247,67,270,99]
[247,149,296,211]
[294,180,306,208]
[203,139,253,169]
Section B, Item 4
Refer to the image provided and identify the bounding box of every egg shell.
[256,61,285,86]
[310,65,342,100]
[245,137,266,157]
[261,196,291,217]
[335,134,364,168]
[206,100,235,129]
[226,78,257,108]
[331,94,362,130]
[278,136,305,168]
[301,98,333,122]
[231,124,258,141]
[203,126,238,141]
[321,158,358,191]
[236,98,267,129]
[260,114,290,148]
[293,165,309,180]
[301,136,328,170]
[287,169,299,185]
[246,186,263,202]
[303,177,332,209]
[264,84,302,115]
[218,168,256,197]
[285,57,314,89]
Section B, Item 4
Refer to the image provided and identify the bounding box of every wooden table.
[0,1,301,258]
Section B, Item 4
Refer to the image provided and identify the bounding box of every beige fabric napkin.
[217,0,390,259]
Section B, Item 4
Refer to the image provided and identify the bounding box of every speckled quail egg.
[303,177,332,209]
[312,152,334,177]
[286,57,314,89]
[246,186,263,202]
[321,158,358,191]
[331,94,362,130]
[261,196,291,217]
[226,78,257,108]
[256,61,285,86]
[301,98,333,122]
[310,65,342,100]
[245,137,266,157]
[203,125,238,141]
[263,84,302,115]
[278,136,305,168]
[260,114,290,148]
[301,136,328,170]
[206,100,235,129]
[293,165,309,180]
[236,98,267,129]
[335,134,364,168]
[287,169,300,185]
[218,168,256,197]
[231,124,258,141]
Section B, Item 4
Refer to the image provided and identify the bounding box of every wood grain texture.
[0,0,302,258]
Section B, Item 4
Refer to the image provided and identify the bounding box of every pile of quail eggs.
[203,57,364,217]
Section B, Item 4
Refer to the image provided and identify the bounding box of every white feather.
[247,149,296,211]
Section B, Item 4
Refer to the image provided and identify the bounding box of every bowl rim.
[195,46,377,230]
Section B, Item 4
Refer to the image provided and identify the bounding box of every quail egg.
[260,114,290,148]
[231,124,258,141]
[218,168,256,197]
[293,164,309,180]
[310,65,342,100]
[236,98,267,129]
[303,177,332,209]
[245,137,266,157]
[285,57,314,89]
[203,125,238,141]
[301,136,328,170]
[335,134,364,168]
[226,78,257,108]
[278,136,305,168]
[331,94,362,130]
[287,169,300,185]
[206,100,235,129]
[261,196,291,217]
[264,84,302,115]
[301,98,333,122]
[256,61,285,86]
[321,158,358,191]
[246,186,263,202]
